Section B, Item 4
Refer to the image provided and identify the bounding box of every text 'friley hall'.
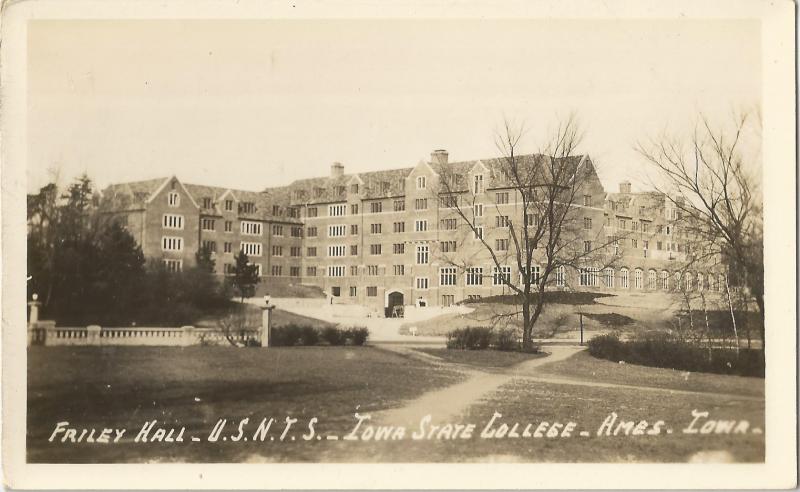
[100,150,729,316]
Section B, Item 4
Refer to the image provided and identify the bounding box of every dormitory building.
[100,150,727,316]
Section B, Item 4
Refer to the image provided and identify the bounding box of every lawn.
[27,345,463,463]
[537,350,765,397]
[414,348,545,369]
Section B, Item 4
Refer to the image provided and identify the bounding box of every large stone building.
[100,150,727,316]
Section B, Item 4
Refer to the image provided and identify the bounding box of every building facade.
[100,150,727,316]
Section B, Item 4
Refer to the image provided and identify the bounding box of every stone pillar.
[28,294,41,327]
[261,305,275,347]
[182,325,196,346]
[87,325,102,345]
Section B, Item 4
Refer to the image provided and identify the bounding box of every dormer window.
[272,205,281,216]
[167,192,180,207]
[225,199,233,211]
[350,183,359,194]
[473,174,484,194]
[417,176,427,190]
[381,181,390,193]
[202,197,212,209]
[240,202,255,214]
[314,187,325,198]
[335,185,346,195]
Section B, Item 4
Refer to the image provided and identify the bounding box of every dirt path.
[373,345,582,427]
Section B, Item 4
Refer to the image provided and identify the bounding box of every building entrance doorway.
[386,291,404,318]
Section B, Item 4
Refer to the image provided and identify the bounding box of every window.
[556,266,566,287]
[367,265,379,276]
[272,245,283,257]
[603,268,615,288]
[241,221,262,236]
[661,270,670,290]
[495,215,510,227]
[697,273,704,291]
[291,226,303,238]
[349,286,358,296]
[631,239,638,249]
[367,286,378,297]
[393,243,405,254]
[657,241,663,250]
[350,184,359,194]
[465,267,483,286]
[441,218,458,230]
[223,242,232,254]
[393,265,405,276]
[163,259,182,272]
[328,225,346,237]
[307,247,317,257]
[370,244,382,255]
[416,277,429,290]
[393,200,405,212]
[167,192,180,207]
[306,266,317,277]
[329,204,346,217]
[224,220,232,233]
[467,294,482,301]
[241,202,255,214]
[495,239,509,251]
[525,214,539,227]
[370,202,383,213]
[290,266,300,277]
[163,214,184,230]
[440,267,457,286]
[370,223,382,234]
[307,207,318,218]
[440,240,457,253]
[520,265,541,286]
[641,222,649,233]
[474,203,483,217]
[351,204,359,215]
[161,236,183,252]
[272,224,283,236]
[328,245,346,257]
[417,176,427,189]
[474,227,484,240]
[634,268,643,289]
[415,198,428,210]
[350,266,359,276]
[393,222,405,233]
[202,240,216,253]
[224,199,233,211]
[328,265,345,277]
[583,218,592,230]
[583,195,591,206]
[289,246,301,257]
[350,245,358,256]
[351,224,359,235]
[618,219,626,230]
[272,205,281,216]
[442,295,455,307]
[580,267,600,287]
[415,220,428,232]
[473,174,484,194]
[440,195,458,208]
[240,242,262,257]
[307,226,318,237]
[271,265,282,276]
[493,266,511,286]
[648,270,657,290]
[583,241,592,253]
[619,268,629,289]
[416,245,429,264]
[631,221,639,232]
[201,197,212,209]
[495,192,509,204]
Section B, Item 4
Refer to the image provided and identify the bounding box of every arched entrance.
[385,291,404,318]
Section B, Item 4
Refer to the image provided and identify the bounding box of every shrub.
[347,327,369,346]
[587,334,625,361]
[299,325,320,346]
[321,326,346,346]
[446,327,493,350]
[493,329,519,351]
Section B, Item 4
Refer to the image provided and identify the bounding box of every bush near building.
[587,333,763,377]
[446,327,536,353]
[270,325,369,347]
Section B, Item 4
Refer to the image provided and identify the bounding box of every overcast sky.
[27,19,761,193]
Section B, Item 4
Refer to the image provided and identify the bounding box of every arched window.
[661,270,670,290]
[697,273,704,291]
[619,268,629,289]
[647,269,657,290]
[603,268,615,288]
[634,268,643,289]
[707,274,716,291]
[674,272,681,291]
[685,272,693,291]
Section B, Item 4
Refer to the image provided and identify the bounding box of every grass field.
[415,348,545,369]
[27,346,463,463]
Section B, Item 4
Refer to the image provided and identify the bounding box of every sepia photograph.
[2,0,796,489]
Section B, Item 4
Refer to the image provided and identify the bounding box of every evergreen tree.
[231,250,259,301]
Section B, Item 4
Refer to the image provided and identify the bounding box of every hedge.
[271,324,369,347]
[587,333,764,377]
[446,327,533,352]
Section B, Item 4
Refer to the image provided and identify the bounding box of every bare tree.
[433,115,619,350]
[636,111,764,351]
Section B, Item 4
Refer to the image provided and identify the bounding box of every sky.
[26,19,761,194]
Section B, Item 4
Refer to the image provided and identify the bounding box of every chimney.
[331,162,344,179]
[430,149,449,166]
[619,181,631,194]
